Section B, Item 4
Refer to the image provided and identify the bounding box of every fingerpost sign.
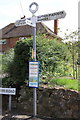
[15,1,66,117]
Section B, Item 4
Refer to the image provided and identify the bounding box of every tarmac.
[0,110,55,120]
[0,110,79,120]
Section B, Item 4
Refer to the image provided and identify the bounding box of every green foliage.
[1,49,15,87]
[36,35,72,78]
[6,39,32,86]
[50,77,79,91]
[0,53,2,72]
[2,77,14,87]
[2,34,72,87]
[13,39,32,81]
[77,41,80,65]
[2,39,32,87]
[2,49,14,73]
[63,30,79,79]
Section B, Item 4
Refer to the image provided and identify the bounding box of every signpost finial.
[29,2,39,14]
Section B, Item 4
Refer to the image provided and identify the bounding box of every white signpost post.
[15,2,66,117]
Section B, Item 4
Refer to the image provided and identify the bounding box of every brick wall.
[0,37,19,52]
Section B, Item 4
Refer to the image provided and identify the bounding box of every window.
[0,40,6,45]
[19,37,27,40]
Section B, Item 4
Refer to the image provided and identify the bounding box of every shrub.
[2,35,72,87]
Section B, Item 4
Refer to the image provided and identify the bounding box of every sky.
[0,0,79,37]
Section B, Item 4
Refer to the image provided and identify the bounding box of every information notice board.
[29,61,40,88]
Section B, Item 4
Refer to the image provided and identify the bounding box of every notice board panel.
[29,61,40,88]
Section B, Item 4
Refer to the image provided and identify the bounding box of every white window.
[19,37,27,40]
[0,40,6,45]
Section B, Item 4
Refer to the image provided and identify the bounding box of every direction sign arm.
[36,11,66,22]
[15,18,36,27]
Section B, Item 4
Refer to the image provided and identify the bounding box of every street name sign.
[15,18,35,27]
[15,18,27,26]
[29,61,40,88]
[0,88,16,95]
[37,10,66,22]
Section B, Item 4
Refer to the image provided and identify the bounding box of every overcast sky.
[0,0,79,37]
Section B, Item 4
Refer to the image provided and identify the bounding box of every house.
[0,21,61,52]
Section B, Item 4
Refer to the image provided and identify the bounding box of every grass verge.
[50,77,80,91]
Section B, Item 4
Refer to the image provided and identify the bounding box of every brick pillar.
[54,19,58,35]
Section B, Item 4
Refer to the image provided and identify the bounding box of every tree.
[36,35,72,78]
[63,30,78,79]
[2,34,72,87]
[2,49,14,73]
